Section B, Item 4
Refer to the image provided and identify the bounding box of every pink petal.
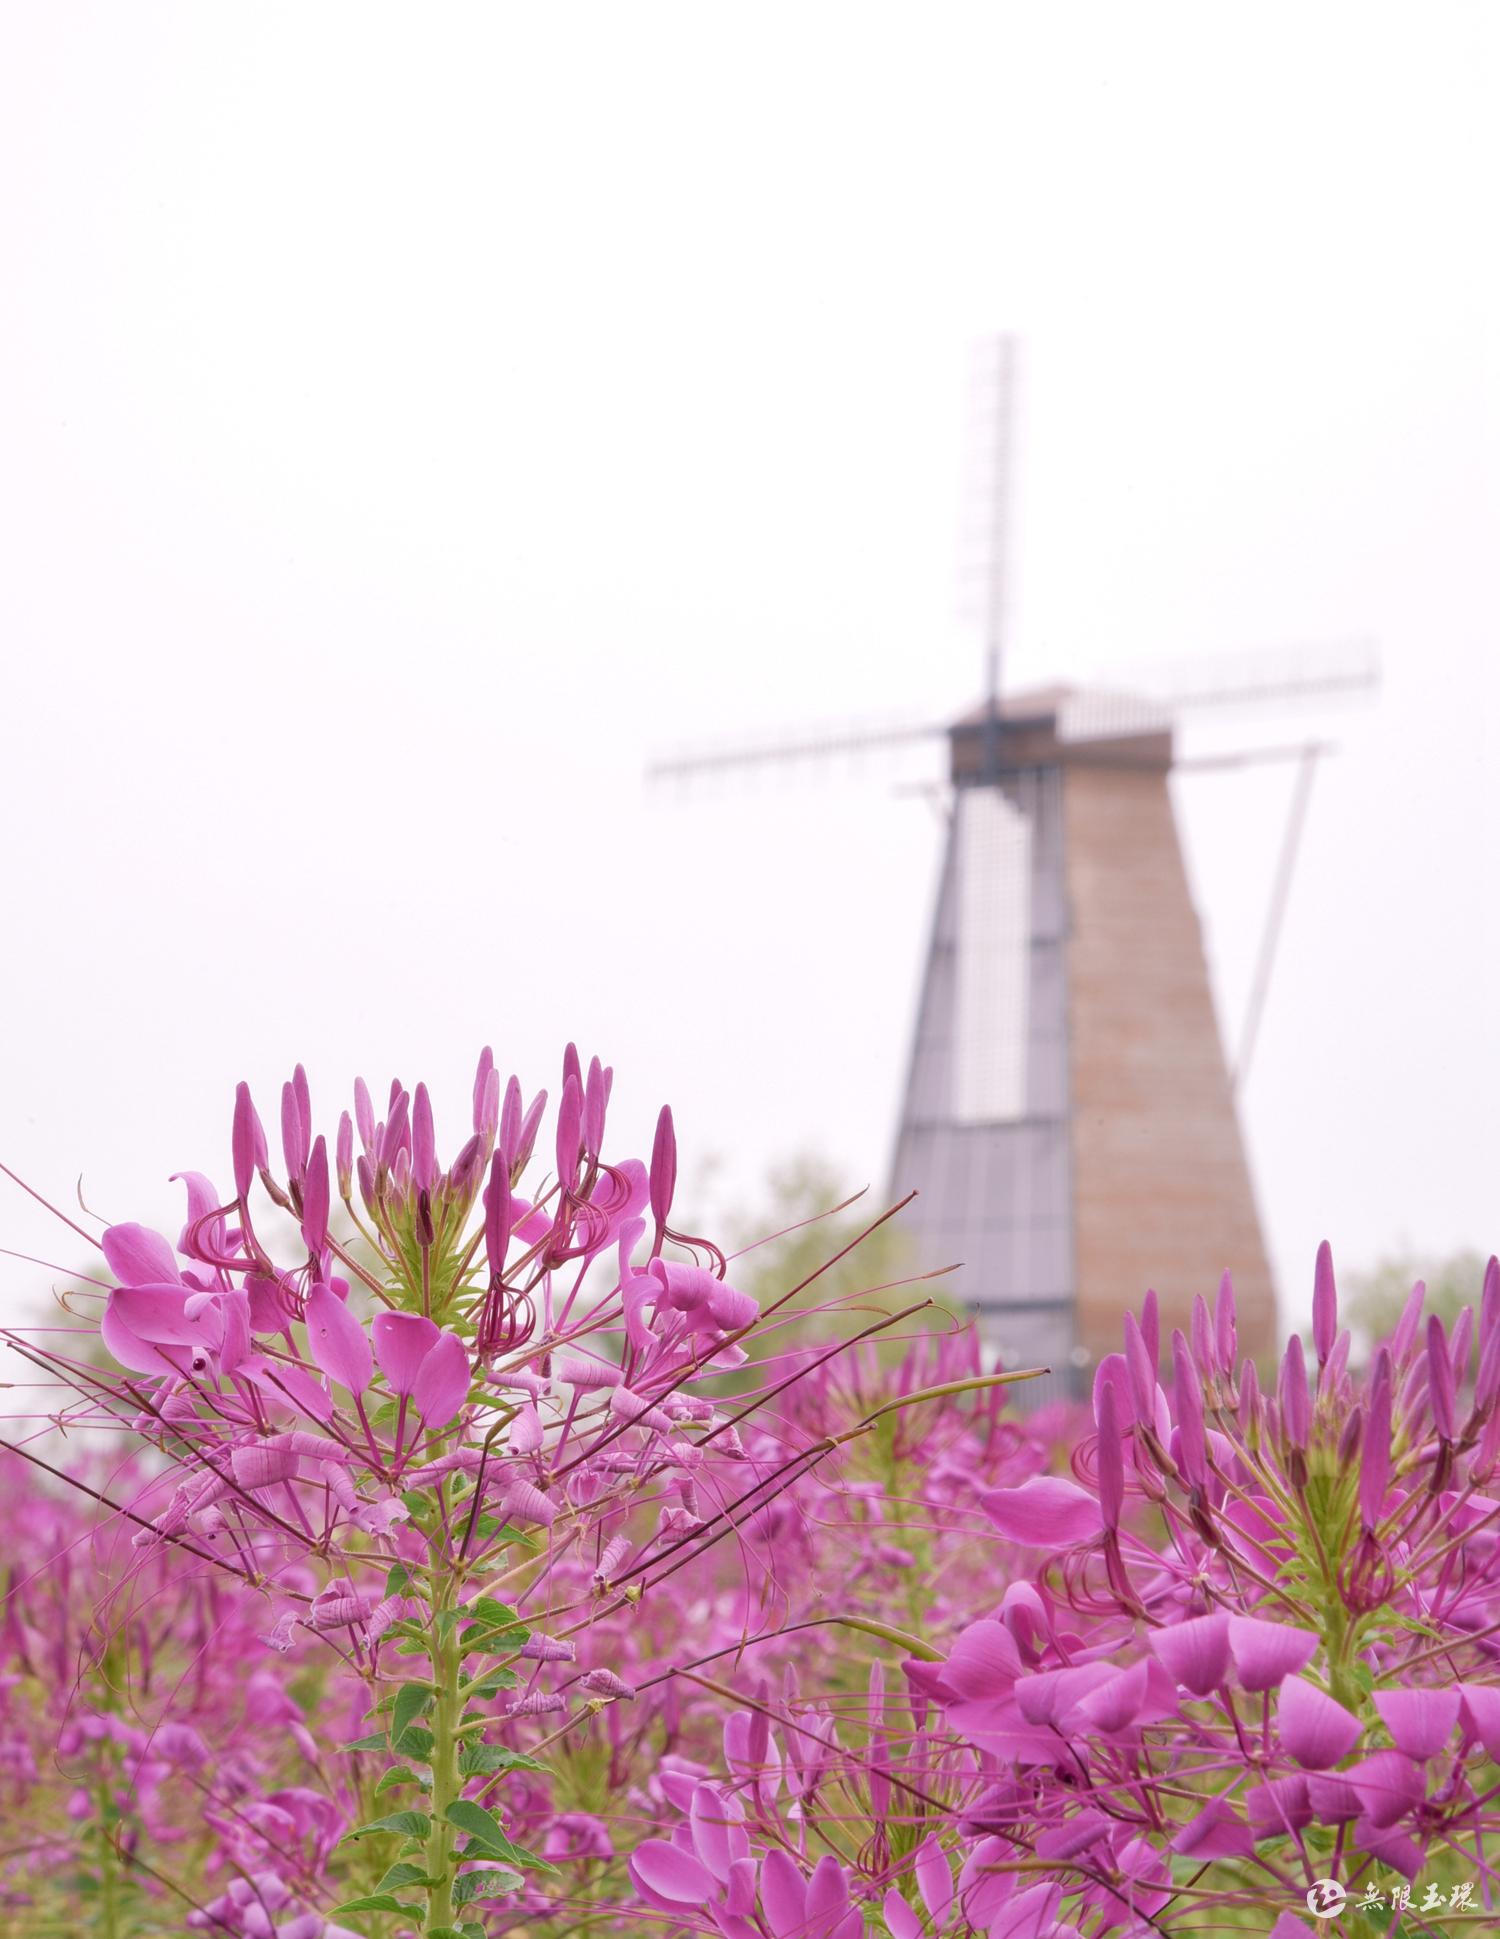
[759,1848,807,1939]
[102,1223,182,1287]
[991,1881,1062,1939]
[112,1286,223,1350]
[882,1890,923,1939]
[1170,1801,1253,1858]
[1343,1749,1424,1829]
[689,1784,740,1885]
[1246,1774,1312,1835]
[1227,1616,1319,1692]
[231,1442,300,1491]
[943,1620,1023,1701]
[1374,1687,1459,1760]
[304,1283,373,1396]
[1460,1682,1500,1759]
[805,1856,851,1938]
[1354,1818,1423,1881]
[411,1329,469,1427]
[1305,1771,1363,1822]
[913,1836,952,1929]
[372,1311,439,1395]
[629,1839,715,1909]
[979,1477,1099,1549]
[1074,1658,1152,1733]
[1278,1676,1362,1769]
[101,1299,176,1375]
[1149,1612,1231,1695]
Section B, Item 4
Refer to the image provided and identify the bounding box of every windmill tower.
[652,338,1374,1396]
[890,686,1280,1400]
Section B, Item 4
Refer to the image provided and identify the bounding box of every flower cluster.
[10,1045,1494,1939]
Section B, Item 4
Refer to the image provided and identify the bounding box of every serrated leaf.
[444,1800,557,1875]
[458,1743,547,1778]
[331,1893,412,1915]
[454,1867,524,1906]
[394,1725,435,1761]
[345,1809,432,1842]
[374,1764,418,1795]
[375,1861,436,1892]
[392,1682,435,1740]
[462,1667,518,1698]
[340,1731,388,1753]
[386,1560,415,1596]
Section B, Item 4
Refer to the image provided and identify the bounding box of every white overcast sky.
[1,5,1496,1329]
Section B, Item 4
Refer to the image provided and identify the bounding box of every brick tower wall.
[1062,759,1279,1370]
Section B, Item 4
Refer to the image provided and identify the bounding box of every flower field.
[1,1049,1494,1938]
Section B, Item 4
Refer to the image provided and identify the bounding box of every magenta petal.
[629,1839,715,1909]
[1460,1683,1500,1760]
[688,1784,740,1885]
[882,1890,923,1939]
[1354,1818,1423,1882]
[1226,1616,1319,1692]
[1278,1676,1362,1769]
[101,1298,176,1375]
[759,1847,807,1939]
[980,1478,1099,1549]
[112,1286,223,1350]
[1374,1687,1459,1760]
[943,1621,1023,1702]
[1149,1612,1230,1695]
[102,1223,182,1288]
[371,1311,439,1395]
[411,1329,469,1427]
[1073,1659,1151,1734]
[805,1855,852,1936]
[1344,1750,1424,1829]
[1245,1775,1312,1835]
[1170,1800,1253,1858]
[1305,1772,1362,1823]
[913,1836,952,1929]
[304,1282,373,1397]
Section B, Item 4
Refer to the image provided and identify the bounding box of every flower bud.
[1215,1271,1238,1378]
[1312,1239,1337,1367]
[650,1105,678,1229]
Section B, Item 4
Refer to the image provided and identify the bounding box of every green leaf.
[374,1765,419,1795]
[444,1801,557,1875]
[339,1731,388,1753]
[444,1798,510,1852]
[454,1867,524,1906]
[469,1597,521,1628]
[394,1725,436,1761]
[386,1560,415,1596]
[345,1809,432,1842]
[374,1862,436,1892]
[462,1667,518,1699]
[458,1743,547,1778]
[331,1892,412,1916]
[392,1682,435,1740]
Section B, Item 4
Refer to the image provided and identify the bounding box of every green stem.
[423,1577,462,1935]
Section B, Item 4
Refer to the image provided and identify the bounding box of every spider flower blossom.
[912,1250,1500,1931]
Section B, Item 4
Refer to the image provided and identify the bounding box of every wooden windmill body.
[890,687,1279,1399]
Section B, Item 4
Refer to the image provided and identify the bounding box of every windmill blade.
[646,718,941,786]
[1093,638,1380,717]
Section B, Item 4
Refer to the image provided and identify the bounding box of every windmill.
[651,338,1377,1398]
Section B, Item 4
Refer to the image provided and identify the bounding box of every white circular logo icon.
[1306,1880,1347,1920]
